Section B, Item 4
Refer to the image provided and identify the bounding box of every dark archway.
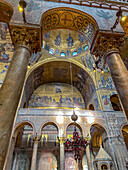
[20,61,96,109]
[110,94,122,111]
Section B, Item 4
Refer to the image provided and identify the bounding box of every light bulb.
[27,65,31,69]
[101,69,104,74]
[121,16,126,22]
[18,5,23,12]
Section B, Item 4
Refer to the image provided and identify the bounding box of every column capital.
[83,136,91,143]
[59,137,66,144]
[9,24,42,53]
[32,134,41,142]
[90,30,125,58]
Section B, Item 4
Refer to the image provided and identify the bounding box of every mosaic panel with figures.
[29,83,85,109]
[0,22,14,86]
[41,8,98,44]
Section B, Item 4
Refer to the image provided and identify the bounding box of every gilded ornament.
[90,31,125,58]
[10,25,41,53]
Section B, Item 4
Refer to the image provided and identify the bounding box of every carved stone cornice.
[9,24,41,53]
[0,0,13,23]
[90,30,125,59]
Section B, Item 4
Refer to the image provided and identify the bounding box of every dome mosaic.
[42,29,89,58]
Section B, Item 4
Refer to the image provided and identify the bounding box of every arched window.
[110,94,122,111]
[101,164,108,170]
[89,104,95,110]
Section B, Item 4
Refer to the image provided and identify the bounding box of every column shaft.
[12,153,18,170]
[86,145,92,170]
[0,45,31,169]
[31,140,38,170]
[105,51,128,120]
[4,137,16,170]
[60,142,65,170]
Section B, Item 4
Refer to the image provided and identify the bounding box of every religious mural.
[37,152,57,170]
[65,152,78,170]
[42,29,89,58]
[0,22,14,85]
[29,83,85,108]
[101,92,116,111]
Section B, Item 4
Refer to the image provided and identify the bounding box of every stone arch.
[90,123,109,156]
[40,7,99,44]
[20,60,96,109]
[40,121,60,134]
[14,121,35,135]
[121,123,128,149]
[65,122,84,136]
[100,162,109,170]
[110,93,122,111]
[89,122,109,136]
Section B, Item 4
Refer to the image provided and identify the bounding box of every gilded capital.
[9,24,41,53]
[59,137,66,144]
[90,31,125,58]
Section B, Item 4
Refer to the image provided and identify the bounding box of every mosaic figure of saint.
[55,31,61,46]
[66,33,74,47]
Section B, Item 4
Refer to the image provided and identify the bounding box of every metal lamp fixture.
[18,0,27,23]
[64,111,89,162]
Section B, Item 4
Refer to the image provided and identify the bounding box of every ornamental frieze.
[9,24,41,53]
[41,8,98,44]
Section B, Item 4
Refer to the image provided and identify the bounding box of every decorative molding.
[44,0,128,12]
[41,7,98,44]
[90,30,125,58]
[0,0,13,23]
[9,24,41,53]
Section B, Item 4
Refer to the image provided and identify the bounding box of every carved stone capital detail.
[9,24,41,53]
[90,31,125,58]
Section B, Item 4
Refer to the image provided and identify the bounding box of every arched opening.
[11,122,34,169]
[89,104,95,110]
[110,94,122,111]
[101,164,108,170]
[20,61,96,109]
[39,122,59,169]
[90,124,107,157]
[65,123,83,169]
[122,124,128,149]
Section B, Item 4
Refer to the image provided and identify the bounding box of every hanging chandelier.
[64,111,89,162]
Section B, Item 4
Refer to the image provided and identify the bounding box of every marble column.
[86,145,93,170]
[0,25,40,169]
[4,136,16,170]
[104,49,128,120]
[59,137,65,170]
[90,32,128,121]
[31,138,40,170]
[0,45,31,169]
[12,152,18,170]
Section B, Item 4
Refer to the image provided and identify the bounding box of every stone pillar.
[0,25,40,169]
[90,31,128,121]
[110,137,128,170]
[31,136,41,170]
[59,137,65,170]
[86,145,93,170]
[12,152,18,170]
[105,50,128,119]
[4,137,16,170]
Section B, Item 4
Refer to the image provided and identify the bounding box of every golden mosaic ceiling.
[42,29,89,58]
